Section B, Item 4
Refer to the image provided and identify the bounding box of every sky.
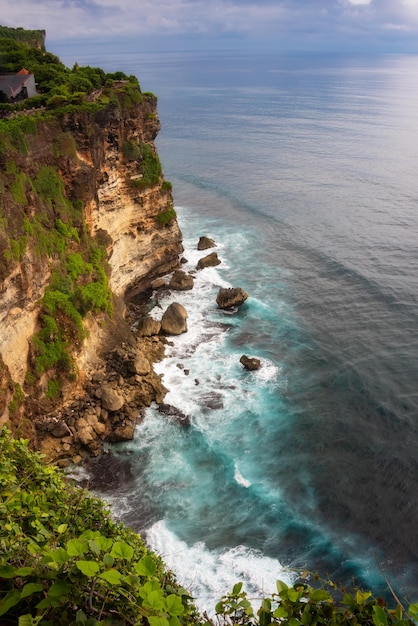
[2,0,418,52]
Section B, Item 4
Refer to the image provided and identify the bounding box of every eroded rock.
[100,384,125,412]
[169,270,194,290]
[161,302,188,335]
[216,287,249,310]
[197,252,221,270]
[240,355,262,371]
[197,236,216,250]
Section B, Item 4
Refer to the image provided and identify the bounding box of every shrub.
[214,578,418,626]
[122,139,141,161]
[0,427,199,625]
[162,180,173,192]
[155,207,177,226]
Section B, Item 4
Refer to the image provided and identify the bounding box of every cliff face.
[0,88,183,446]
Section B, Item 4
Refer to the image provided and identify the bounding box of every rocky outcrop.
[161,303,188,335]
[197,252,221,270]
[240,355,261,371]
[37,336,168,465]
[169,269,194,290]
[197,236,216,250]
[216,287,249,310]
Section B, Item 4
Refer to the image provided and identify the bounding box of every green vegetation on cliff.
[0,35,166,401]
[0,32,143,110]
[0,25,45,50]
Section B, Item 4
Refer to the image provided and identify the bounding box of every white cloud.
[1,0,418,50]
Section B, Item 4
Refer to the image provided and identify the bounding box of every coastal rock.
[198,236,216,250]
[151,277,167,290]
[161,302,188,335]
[216,287,249,310]
[240,355,262,371]
[50,421,70,438]
[137,317,161,337]
[107,423,135,443]
[99,384,125,412]
[169,269,194,291]
[158,403,191,426]
[76,425,96,447]
[133,353,151,376]
[197,252,221,270]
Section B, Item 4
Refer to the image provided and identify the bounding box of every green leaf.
[66,538,88,557]
[408,604,418,621]
[232,582,243,595]
[75,609,87,623]
[0,565,17,578]
[95,536,113,552]
[310,589,332,603]
[373,605,388,626]
[48,548,70,563]
[88,540,100,556]
[18,615,34,626]
[110,541,134,561]
[215,601,224,614]
[0,589,21,617]
[135,554,157,576]
[20,582,44,599]
[169,616,182,626]
[288,588,303,602]
[144,589,165,611]
[57,523,68,534]
[139,580,160,598]
[276,580,289,594]
[165,594,185,616]
[148,617,170,626]
[76,560,100,577]
[356,590,372,605]
[103,553,114,568]
[98,569,122,585]
[273,606,289,619]
[301,605,312,625]
[14,567,34,577]
[47,580,72,598]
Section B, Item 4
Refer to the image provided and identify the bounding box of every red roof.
[17,68,30,75]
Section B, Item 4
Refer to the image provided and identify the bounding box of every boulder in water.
[240,355,261,371]
[161,302,188,335]
[197,236,216,250]
[216,287,249,310]
[158,403,191,426]
[169,269,194,290]
[197,252,221,270]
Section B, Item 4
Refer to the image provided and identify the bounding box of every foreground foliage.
[1,426,418,626]
[0,428,200,625]
[212,579,418,626]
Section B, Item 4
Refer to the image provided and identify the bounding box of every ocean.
[54,44,418,611]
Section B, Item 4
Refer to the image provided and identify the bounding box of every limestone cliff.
[0,84,183,454]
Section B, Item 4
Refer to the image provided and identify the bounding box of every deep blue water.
[55,45,418,611]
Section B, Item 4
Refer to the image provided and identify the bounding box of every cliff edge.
[0,81,183,463]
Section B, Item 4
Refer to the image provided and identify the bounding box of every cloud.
[1,0,418,50]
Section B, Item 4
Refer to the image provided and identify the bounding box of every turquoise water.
[55,46,418,610]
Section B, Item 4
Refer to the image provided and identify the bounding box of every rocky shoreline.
[36,235,257,468]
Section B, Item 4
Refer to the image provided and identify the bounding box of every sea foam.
[146,520,295,616]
